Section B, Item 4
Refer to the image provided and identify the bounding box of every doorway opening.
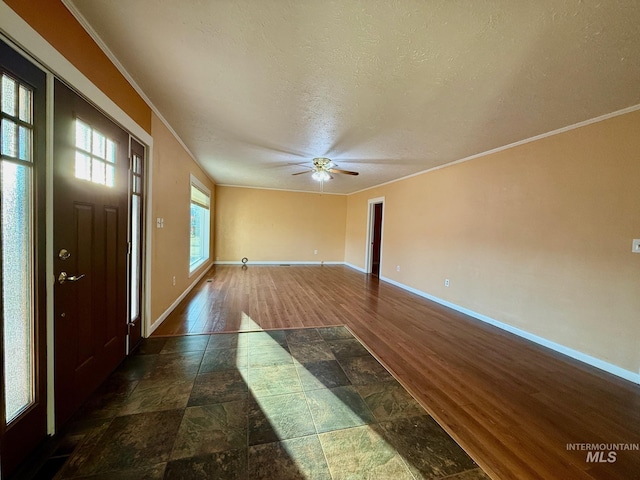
[366,197,384,277]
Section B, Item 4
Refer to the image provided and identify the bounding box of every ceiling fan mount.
[292,157,359,181]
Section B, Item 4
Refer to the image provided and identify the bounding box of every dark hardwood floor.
[153,265,640,480]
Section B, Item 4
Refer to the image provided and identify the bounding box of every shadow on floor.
[15,326,488,479]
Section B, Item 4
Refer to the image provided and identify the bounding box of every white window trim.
[189,174,210,276]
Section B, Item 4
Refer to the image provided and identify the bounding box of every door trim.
[46,69,56,435]
[1,9,157,342]
[0,6,152,146]
[365,197,385,274]
[1,13,155,435]
[126,136,146,353]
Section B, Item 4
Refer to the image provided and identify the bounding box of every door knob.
[58,272,85,284]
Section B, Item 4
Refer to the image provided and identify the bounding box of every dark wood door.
[0,39,47,478]
[53,80,129,426]
[371,203,383,276]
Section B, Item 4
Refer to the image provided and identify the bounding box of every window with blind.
[189,175,210,273]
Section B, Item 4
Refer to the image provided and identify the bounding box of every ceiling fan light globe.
[312,170,330,182]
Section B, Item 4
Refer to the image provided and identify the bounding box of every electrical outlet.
[633,239,640,253]
[172,275,176,286]
[445,278,450,287]
[314,249,318,255]
[396,265,400,272]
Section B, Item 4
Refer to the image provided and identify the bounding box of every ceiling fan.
[292,157,359,182]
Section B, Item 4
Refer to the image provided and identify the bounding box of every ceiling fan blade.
[292,170,312,175]
[328,168,359,176]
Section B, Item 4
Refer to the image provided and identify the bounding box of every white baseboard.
[344,262,366,273]
[148,260,639,384]
[148,264,213,335]
[379,275,640,385]
[213,260,344,265]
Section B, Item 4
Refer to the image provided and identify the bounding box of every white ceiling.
[67,0,640,194]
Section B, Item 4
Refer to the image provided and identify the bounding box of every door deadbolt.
[58,249,71,260]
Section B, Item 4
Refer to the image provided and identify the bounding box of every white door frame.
[0,8,154,435]
[365,197,385,274]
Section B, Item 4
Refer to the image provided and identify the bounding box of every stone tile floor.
[34,327,489,479]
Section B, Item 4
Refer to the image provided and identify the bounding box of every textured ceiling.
[67,0,640,194]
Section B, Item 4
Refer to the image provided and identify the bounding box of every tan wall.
[150,113,215,321]
[4,0,152,132]
[215,187,346,263]
[346,110,640,374]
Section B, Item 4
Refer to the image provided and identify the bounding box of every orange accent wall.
[5,0,151,132]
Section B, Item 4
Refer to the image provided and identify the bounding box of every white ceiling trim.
[351,102,640,196]
[216,184,346,196]
[61,0,213,182]
[0,1,152,146]
[62,0,640,195]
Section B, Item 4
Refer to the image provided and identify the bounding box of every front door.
[53,80,129,426]
[0,39,47,478]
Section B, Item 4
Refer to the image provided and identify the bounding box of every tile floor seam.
[167,400,189,464]
[315,431,337,480]
[289,329,323,441]
[41,327,490,480]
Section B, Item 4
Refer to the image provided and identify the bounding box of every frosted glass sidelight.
[18,125,31,161]
[18,84,31,123]
[2,118,17,158]
[1,75,16,116]
[2,161,34,423]
[130,195,140,321]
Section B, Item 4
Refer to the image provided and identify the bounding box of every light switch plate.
[633,239,640,253]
